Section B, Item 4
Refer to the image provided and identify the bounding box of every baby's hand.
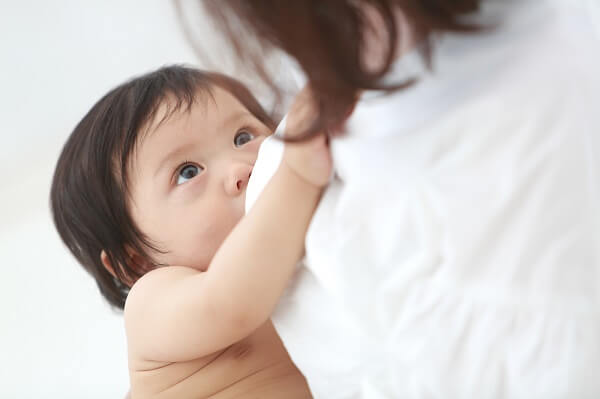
[282,86,332,188]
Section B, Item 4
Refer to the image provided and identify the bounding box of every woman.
[199,1,600,397]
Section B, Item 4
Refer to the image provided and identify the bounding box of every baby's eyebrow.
[151,111,253,179]
[154,144,189,179]
[220,110,252,129]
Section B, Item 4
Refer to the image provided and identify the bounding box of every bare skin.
[129,322,310,398]
[114,86,326,398]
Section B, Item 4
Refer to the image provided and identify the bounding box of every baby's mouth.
[239,169,252,191]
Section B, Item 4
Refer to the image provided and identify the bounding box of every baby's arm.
[125,87,329,362]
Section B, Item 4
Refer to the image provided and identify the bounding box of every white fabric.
[246,1,600,398]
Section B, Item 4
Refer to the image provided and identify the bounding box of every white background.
[0,1,287,397]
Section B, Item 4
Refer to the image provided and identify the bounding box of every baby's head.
[51,65,275,309]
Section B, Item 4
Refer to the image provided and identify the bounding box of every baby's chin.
[158,252,212,273]
[186,255,212,272]
[196,265,210,273]
[166,262,209,273]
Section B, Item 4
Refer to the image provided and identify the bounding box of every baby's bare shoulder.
[125,266,200,310]
[123,266,209,360]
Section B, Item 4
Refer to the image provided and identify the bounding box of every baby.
[50,65,329,398]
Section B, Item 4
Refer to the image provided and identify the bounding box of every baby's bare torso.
[128,321,311,399]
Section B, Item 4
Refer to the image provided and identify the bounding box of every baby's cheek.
[181,222,226,269]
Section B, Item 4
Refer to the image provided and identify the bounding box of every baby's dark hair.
[50,65,275,310]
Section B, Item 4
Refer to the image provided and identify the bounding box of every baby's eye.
[234,130,255,147]
[176,163,203,185]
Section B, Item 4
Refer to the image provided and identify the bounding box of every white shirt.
[246,1,600,397]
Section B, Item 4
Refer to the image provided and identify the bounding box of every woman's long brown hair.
[193,0,483,139]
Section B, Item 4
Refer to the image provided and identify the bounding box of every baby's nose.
[224,163,253,197]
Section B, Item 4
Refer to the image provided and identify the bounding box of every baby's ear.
[100,250,118,278]
[100,249,140,287]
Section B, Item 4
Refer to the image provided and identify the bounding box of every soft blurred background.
[0,1,293,397]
